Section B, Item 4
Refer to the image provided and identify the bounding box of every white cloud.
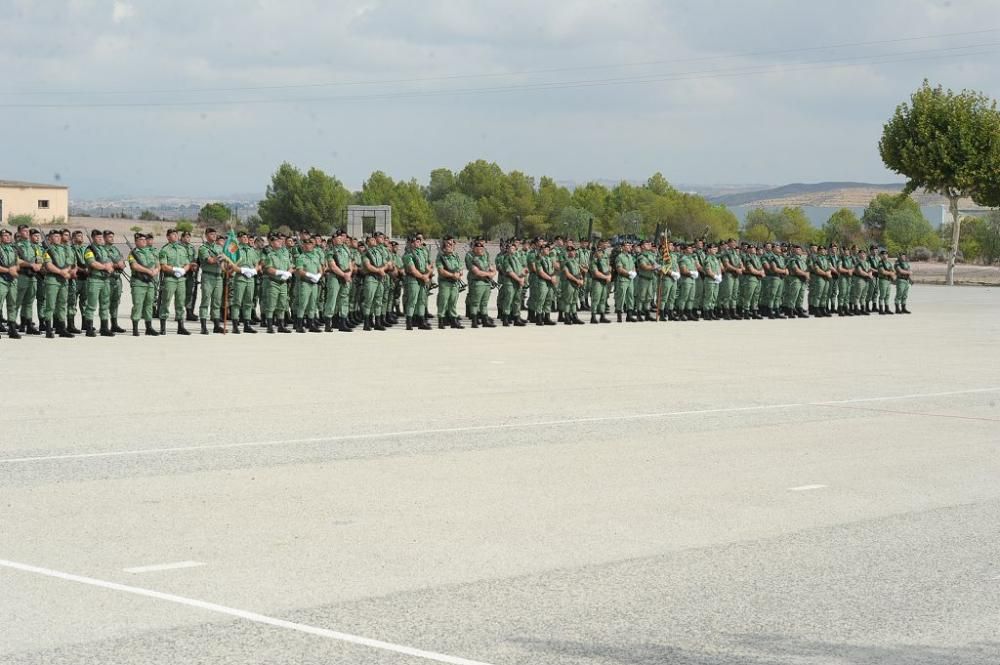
[112,1,135,23]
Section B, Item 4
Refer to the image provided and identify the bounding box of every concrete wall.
[0,185,70,225]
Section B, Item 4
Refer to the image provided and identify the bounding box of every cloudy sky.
[1,0,998,198]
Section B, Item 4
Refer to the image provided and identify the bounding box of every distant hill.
[710,181,986,210]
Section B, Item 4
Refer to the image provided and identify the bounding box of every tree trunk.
[946,195,961,286]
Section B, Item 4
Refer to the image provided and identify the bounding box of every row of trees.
[255,161,740,242]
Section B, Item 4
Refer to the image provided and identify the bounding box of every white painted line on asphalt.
[2,386,997,465]
[0,558,496,665]
[124,561,205,574]
[788,485,828,492]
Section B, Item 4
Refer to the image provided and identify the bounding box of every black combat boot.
[406,316,414,330]
[482,314,496,328]
[325,317,334,332]
[45,321,54,339]
[337,316,352,332]
[160,319,167,335]
[57,321,74,338]
[186,309,198,322]
[544,313,556,325]
[309,318,322,332]
[363,316,373,331]
[145,321,159,336]
[67,318,81,334]
[450,316,464,329]
[200,319,209,335]
[885,304,894,315]
[599,313,611,324]
[591,314,599,324]
[470,314,479,328]
[25,318,40,335]
[111,320,126,333]
[617,312,623,323]
[894,304,901,314]
[417,316,432,330]
[177,321,191,335]
[100,320,114,337]
[294,318,306,333]
[8,320,21,339]
[244,320,257,334]
[88,320,101,337]
[132,321,140,337]
[901,304,911,314]
[266,317,275,334]
[213,320,225,334]
[232,319,241,334]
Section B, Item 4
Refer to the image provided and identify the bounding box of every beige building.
[0,180,70,226]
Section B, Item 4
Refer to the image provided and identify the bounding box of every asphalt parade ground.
[1,284,999,665]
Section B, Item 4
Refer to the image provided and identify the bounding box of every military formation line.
[0,224,915,339]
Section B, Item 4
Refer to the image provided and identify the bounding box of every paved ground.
[1,285,998,665]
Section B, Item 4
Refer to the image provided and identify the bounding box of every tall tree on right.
[879,81,1000,285]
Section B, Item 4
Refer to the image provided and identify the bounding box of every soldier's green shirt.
[770,254,787,274]
[327,244,351,272]
[294,247,324,273]
[726,250,744,271]
[812,255,831,273]
[84,243,111,279]
[563,256,582,279]
[787,255,807,276]
[744,253,763,274]
[128,246,159,274]
[677,254,696,275]
[43,244,71,270]
[435,251,461,277]
[590,251,610,276]
[536,253,555,277]
[364,245,387,271]
[702,254,722,278]
[198,241,225,275]
[235,243,260,269]
[465,252,491,280]
[72,243,89,270]
[14,239,41,266]
[402,248,428,276]
[159,241,188,270]
[613,252,635,278]
[0,242,17,269]
[894,259,910,278]
[264,246,292,274]
[636,250,656,277]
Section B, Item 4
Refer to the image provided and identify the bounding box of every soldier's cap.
[879,249,887,255]
[303,236,316,243]
[238,230,249,237]
[90,229,102,237]
[16,224,29,231]
[181,231,192,238]
[374,231,385,238]
[30,228,41,235]
[869,243,878,249]
[166,228,177,234]
[567,244,577,251]
[103,229,114,236]
[390,240,399,247]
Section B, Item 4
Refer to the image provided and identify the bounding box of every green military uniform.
[894,257,911,312]
[361,242,388,328]
[465,251,493,322]
[865,253,880,308]
[701,253,723,315]
[263,245,292,330]
[877,254,895,312]
[70,242,89,327]
[850,253,871,312]
[435,250,463,325]
[656,250,679,319]
[293,245,324,329]
[128,244,159,333]
[83,242,113,334]
[676,253,697,317]
[158,241,189,323]
[183,241,198,319]
[0,240,19,333]
[560,253,583,321]
[634,249,656,317]
[767,252,787,314]
[41,242,72,335]
[577,244,592,310]
[740,252,764,316]
[323,242,352,326]
[720,248,743,314]
[106,243,125,328]
[14,237,42,326]
[828,251,841,312]
[402,247,430,324]
[232,242,260,326]
[589,249,611,320]
[783,253,807,313]
[198,240,225,323]
[613,250,635,318]
[808,252,831,313]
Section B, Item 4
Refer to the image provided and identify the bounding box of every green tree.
[426,168,456,202]
[860,193,921,244]
[138,210,158,221]
[359,171,396,206]
[822,208,864,247]
[553,206,593,239]
[433,192,481,238]
[884,208,937,255]
[198,202,232,226]
[938,216,983,262]
[259,162,350,234]
[879,80,1000,284]
[571,182,611,235]
[973,211,1000,265]
[644,172,676,197]
[392,178,438,237]
[176,219,194,234]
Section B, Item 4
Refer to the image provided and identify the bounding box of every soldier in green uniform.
[808,245,833,317]
[435,237,464,329]
[675,243,698,320]
[67,230,88,334]
[783,245,809,317]
[894,252,912,314]
[465,240,497,328]
[291,235,324,332]
[195,228,224,334]
[876,249,896,315]
[740,244,765,319]
[864,244,880,312]
[179,231,199,322]
[849,248,872,316]
[700,243,723,320]
[262,234,293,333]
[560,243,585,324]
[656,240,679,321]
[720,239,744,319]
[588,239,612,324]
[127,233,161,336]
[499,239,527,326]
[826,244,841,314]
[360,234,388,331]
[691,239,707,317]
[60,229,79,333]
[612,239,636,322]
[578,238,592,311]
[157,228,192,335]
[634,239,657,321]
[0,228,21,338]
[548,236,565,319]
[836,246,856,316]
[401,235,433,331]
[229,231,261,334]
[14,225,43,334]
[82,229,116,337]
[40,230,74,338]
[101,231,127,333]
[31,228,47,324]
[322,230,354,332]
[534,242,558,325]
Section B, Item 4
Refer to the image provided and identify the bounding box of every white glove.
[279,270,291,281]
[690,270,699,279]
[714,275,723,285]
[308,272,321,284]
[173,267,185,278]
[628,270,637,280]
[671,271,681,280]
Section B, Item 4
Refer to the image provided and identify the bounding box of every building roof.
[0,180,69,190]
